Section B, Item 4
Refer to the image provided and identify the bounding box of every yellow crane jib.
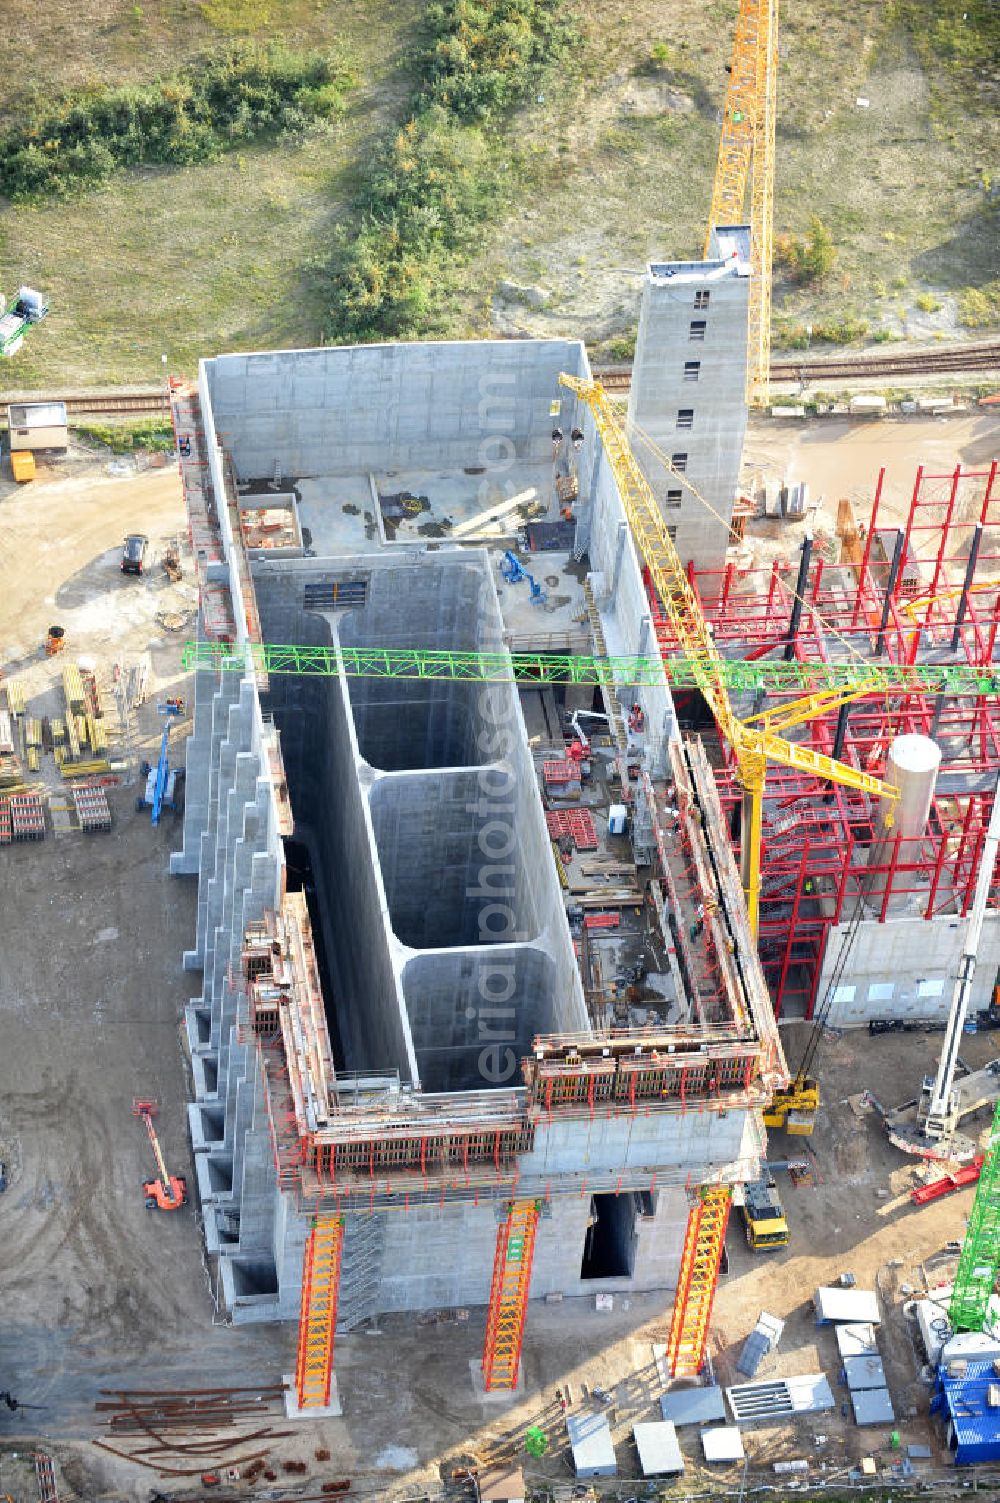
[705,0,779,405]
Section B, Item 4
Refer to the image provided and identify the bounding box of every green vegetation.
[776,215,836,284]
[1,0,995,386]
[959,281,1000,328]
[914,291,942,313]
[0,45,355,200]
[72,417,175,452]
[321,0,572,343]
[892,0,1000,83]
[774,315,871,349]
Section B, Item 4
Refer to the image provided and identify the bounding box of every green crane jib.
[181,639,1000,696]
[950,1097,1000,1334]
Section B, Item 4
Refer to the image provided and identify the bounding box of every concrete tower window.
[676,409,694,429]
[694,289,710,309]
[671,452,688,471]
[666,524,678,541]
[689,320,707,341]
[683,361,701,382]
[666,488,682,507]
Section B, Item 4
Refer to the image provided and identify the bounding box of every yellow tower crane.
[704,0,779,405]
[560,375,899,1124]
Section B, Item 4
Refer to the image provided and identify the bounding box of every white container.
[608,804,628,836]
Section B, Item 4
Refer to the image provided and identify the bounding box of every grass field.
[1,0,997,387]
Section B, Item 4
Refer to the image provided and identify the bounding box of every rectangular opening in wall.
[672,452,688,472]
[683,362,701,382]
[694,290,710,309]
[666,524,678,541]
[689,320,707,341]
[581,1194,638,1279]
[677,409,694,429]
[666,488,682,507]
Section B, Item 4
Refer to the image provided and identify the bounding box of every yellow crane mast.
[559,373,898,940]
[705,0,779,405]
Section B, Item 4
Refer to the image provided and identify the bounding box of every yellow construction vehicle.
[740,1175,789,1249]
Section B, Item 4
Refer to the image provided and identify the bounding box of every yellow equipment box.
[11,450,35,483]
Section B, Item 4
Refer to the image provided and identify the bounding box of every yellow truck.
[740,1175,789,1251]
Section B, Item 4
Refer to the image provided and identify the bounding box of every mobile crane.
[135,701,185,825]
[132,1099,188,1211]
[885,775,1000,1162]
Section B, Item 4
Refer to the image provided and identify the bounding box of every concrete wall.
[357,1186,690,1313]
[254,552,588,1096]
[627,227,750,580]
[180,335,770,1327]
[820,910,1000,1027]
[567,387,676,780]
[204,340,588,479]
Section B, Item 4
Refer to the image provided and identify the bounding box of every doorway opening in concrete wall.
[580,1194,638,1280]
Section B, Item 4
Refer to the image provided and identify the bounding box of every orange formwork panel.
[482,1200,540,1391]
[665,1186,732,1378]
[295,1216,344,1409]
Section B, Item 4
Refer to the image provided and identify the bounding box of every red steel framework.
[651,461,1000,1016]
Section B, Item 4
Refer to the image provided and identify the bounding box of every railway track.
[595,338,1000,391]
[0,387,170,419]
[3,339,999,416]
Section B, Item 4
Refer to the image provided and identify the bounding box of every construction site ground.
[1,427,999,1502]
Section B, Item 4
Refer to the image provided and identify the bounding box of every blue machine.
[500,549,547,605]
[136,702,185,825]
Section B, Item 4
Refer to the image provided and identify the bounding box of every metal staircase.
[666,1186,732,1376]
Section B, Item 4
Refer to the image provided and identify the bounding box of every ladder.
[666,1186,732,1376]
[950,1099,1000,1333]
[482,1200,540,1391]
[295,1216,344,1409]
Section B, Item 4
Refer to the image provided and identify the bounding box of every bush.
[915,291,942,312]
[73,418,175,453]
[0,45,355,199]
[775,214,836,283]
[959,281,1000,328]
[324,0,570,344]
[773,315,870,349]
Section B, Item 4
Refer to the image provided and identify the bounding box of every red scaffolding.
[650,461,1000,1017]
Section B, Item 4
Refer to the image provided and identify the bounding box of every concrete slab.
[567,1410,617,1477]
[283,1372,343,1420]
[844,1354,887,1392]
[469,1358,524,1402]
[836,1321,879,1358]
[660,1386,727,1426]
[634,1420,684,1476]
[851,1386,894,1426]
[702,1426,744,1463]
[814,1287,880,1325]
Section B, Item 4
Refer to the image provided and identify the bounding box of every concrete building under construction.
[170,245,999,1409]
[169,321,791,1404]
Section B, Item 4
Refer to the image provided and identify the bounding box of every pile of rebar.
[94,1384,293,1480]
